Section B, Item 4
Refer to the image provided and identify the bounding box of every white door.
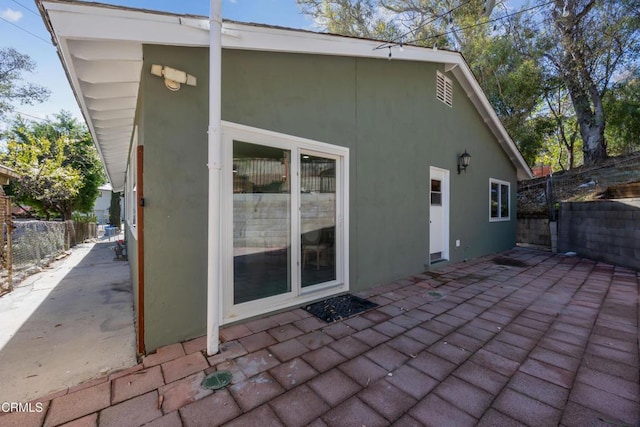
[429,167,449,263]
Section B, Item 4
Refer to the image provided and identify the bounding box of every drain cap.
[202,370,233,390]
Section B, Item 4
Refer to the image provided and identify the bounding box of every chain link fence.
[10,220,68,283]
[0,196,12,295]
[0,201,99,294]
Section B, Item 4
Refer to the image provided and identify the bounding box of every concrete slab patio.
[0,238,137,404]
[1,247,638,426]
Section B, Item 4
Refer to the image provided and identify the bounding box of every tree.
[537,0,640,165]
[1,112,105,220]
[604,69,640,155]
[109,192,121,228]
[0,47,49,118]
[298,0,400,39]
[541,84,583,170]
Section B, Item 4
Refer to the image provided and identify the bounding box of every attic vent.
[436,71,453,107]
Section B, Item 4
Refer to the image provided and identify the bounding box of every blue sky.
[0,0,312,124]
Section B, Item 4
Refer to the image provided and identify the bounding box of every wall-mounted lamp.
[150,64,197,91]
[457,150,471,174]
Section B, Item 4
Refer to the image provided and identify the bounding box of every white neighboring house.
[94,184,123,225]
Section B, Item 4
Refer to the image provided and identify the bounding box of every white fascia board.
[46,1,460,64]
[221,22,461,65]
[46,5,209,47]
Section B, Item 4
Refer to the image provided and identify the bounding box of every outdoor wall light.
[150,64,197,91]
[458,150,471,174]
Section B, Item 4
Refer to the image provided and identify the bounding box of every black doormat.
[304,294,378,323]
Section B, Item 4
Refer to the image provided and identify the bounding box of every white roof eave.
[39,0,533,190]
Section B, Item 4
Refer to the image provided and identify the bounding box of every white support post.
[206,0,222,356]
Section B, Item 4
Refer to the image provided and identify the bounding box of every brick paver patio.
[1,247,638,426]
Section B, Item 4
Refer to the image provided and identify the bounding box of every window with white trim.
[126,129,138,233]
[436,71,453,107]
[490,178,510,221]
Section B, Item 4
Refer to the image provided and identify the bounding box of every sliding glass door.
[232,141,291,304]
[224,123,348,322]
[300,154,336,287]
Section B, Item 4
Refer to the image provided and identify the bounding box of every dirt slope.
[517,151,640,217]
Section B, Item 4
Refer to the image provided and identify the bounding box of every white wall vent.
[436,71,453,107]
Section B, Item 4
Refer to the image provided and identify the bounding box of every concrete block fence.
[558,198,640,271]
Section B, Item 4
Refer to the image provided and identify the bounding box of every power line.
[0,16,51,44]
[404,0,555,46]
[9,0,40,17]
[376,0,475,50]
[11,111,49,122]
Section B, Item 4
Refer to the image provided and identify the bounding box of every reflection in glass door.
[223,122,349,321]
[232,140,291,304]
[300,154,336,287]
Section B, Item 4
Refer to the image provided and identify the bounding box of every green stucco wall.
[139,46,210,351]
[137,45,517,351]
[221,49,517,287]
[125,228,139,335]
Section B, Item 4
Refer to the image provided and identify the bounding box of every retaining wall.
[517,217,551,247]
[233,193,335,248]
[558,199,640,271]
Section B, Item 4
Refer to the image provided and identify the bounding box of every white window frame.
[221,121,349,324]
[126,128,138,238]
[489,178,511,222]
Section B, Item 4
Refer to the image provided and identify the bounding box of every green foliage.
[0,47,50,118]
[536,84,584,171]
[514,115,556,168]
[534,0,640,165]
[1,111,106,220]
[534,114,584,172]
[604,70,640,155]
[109,192,121,227]
[72,212,98,223]
[298,0,400,39]
[466,20,545,157]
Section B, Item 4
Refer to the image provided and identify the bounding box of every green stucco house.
[40,0,532,355]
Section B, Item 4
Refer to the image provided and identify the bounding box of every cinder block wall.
[559,199,640,270]
[517,217,551,247]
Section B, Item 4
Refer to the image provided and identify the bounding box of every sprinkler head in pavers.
[427,291,444,298]
[201,371,233,390]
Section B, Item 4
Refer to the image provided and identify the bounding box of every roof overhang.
[0,164,18,186]
[38,0,533,191]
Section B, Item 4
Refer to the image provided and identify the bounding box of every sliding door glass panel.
[300,154,336,287]
[233,140,291,304]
